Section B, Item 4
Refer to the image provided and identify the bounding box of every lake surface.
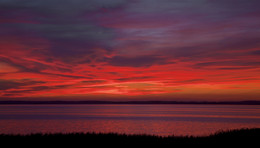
[0,104,260,136]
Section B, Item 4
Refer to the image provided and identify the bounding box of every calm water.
[0,104,260,136]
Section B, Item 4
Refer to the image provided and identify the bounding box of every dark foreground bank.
[0,128,259,147]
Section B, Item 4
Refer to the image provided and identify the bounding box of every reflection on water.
[0,104,259,136]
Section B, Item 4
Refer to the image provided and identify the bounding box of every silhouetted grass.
[0,128,259,147]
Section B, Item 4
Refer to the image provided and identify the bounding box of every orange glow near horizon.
[1,53,260,101]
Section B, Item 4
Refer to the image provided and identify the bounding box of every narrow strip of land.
[0,100,259,105]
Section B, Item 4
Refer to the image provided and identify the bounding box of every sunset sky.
[0,0,260,101]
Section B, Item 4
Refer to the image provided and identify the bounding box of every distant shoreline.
[0,100,259,105]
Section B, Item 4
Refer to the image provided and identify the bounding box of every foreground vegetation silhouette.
[0,128,259,147]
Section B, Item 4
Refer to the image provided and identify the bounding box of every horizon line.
[0,100,259,105]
